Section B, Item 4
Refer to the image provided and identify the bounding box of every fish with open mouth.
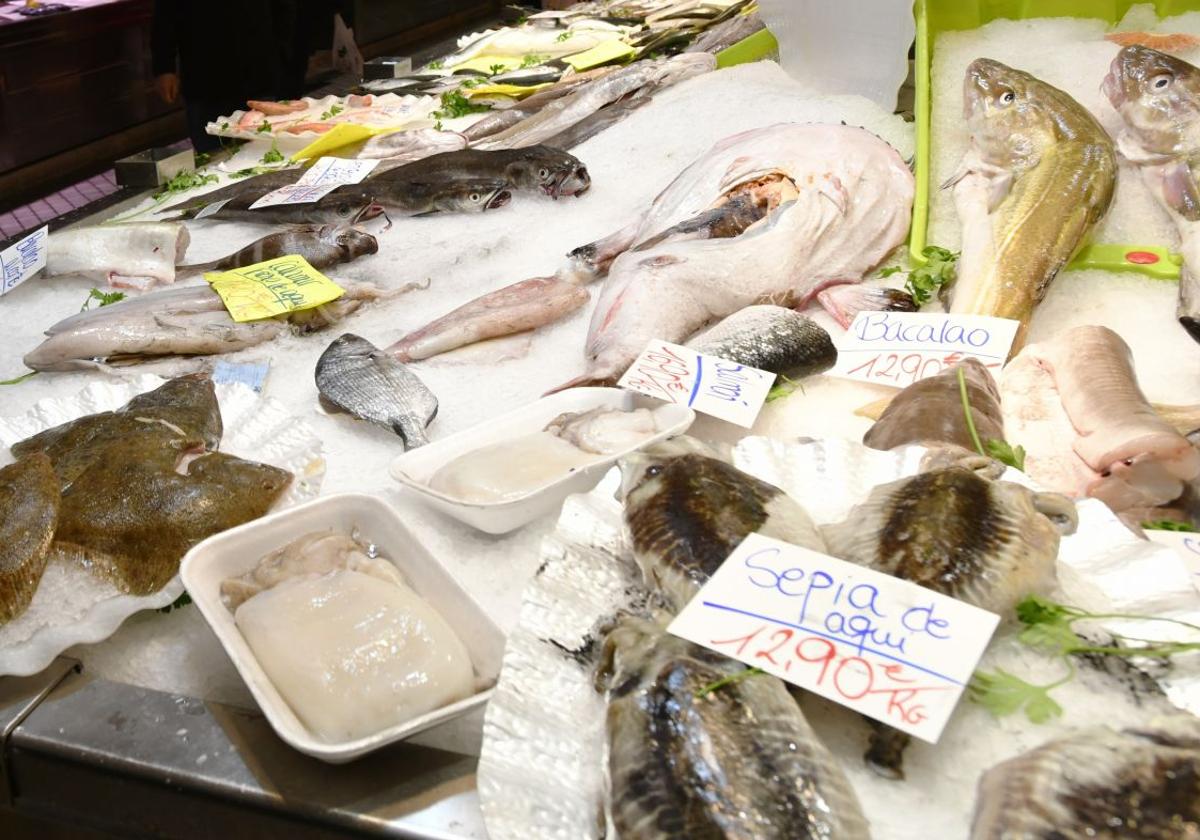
[944,59,1116,350]
[822,462,1078,779]
[177,225,377,276]
[1105,45,1200,343]
[374,145,590,198]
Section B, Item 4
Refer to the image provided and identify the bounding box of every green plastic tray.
[716,26,779,68]
[911,0,1200,279]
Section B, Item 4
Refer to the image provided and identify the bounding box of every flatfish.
[0,453,60,624]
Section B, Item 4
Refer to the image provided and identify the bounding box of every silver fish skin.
[685,305,837,378]
[177,225,378,276]
[595,614,871,840]
[971,715,1200,839]
[315,333,438,449]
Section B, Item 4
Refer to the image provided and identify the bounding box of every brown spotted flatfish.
[0,453,60,623]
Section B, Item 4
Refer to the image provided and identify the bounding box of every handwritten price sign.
[205,255,344,323]
[617,340,774,428]
[830,311,1019,389]
[296,156,379,187]
[1146,531,1200,595]
[0,226,48,296]
[668,533,1000,742]
[249,183,341,208]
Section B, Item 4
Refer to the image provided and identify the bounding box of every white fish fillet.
[45,223,190,289]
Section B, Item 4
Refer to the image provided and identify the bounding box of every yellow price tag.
[206,255,344,323]
[563,39,635,71]
[292,123,399,161]
[463,82,553,99]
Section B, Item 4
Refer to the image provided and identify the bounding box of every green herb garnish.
[319,103,345,121]
[157,592,193,614]
[0,371,37,386]
[428,59,445,70]
[766,374,804,403]
[193,151,212,167]
[433,119,444,131]
[1143,520,1198,532]
[556,30,572,42]
[220,121,230,131]
[521,53,549,68]
[958,366,1025,470]
[489,63,506,75]
[882,245,958,306]
[432,89,492,120]
[968,666,1069,724]
[256,119,272,134]
[695,667,764,698]
[80,288,126,311]
[261,141,284,164]
[152,169,218,199]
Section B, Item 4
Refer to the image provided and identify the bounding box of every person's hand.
[155,73,180,104]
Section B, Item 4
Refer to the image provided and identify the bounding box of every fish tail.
[815,283,917,329]
[543,373,618,395]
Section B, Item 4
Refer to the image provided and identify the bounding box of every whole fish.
[331,177,513,215]
[596,614,871,840]
[864,358,1004,452]
[316,333,438,448]
[374,146,590,198]
[0,453,60,624]
[541,96,652,151]
[945,59,1116,349]
[971,715,1200,839]
[685,305,837,378]
[822,464,1077,778]
[475,53,714,151]
[12,374,291,595]
[24,279,408,371]
[1105,45,1200,342]
[387,277,589,362]
[161,189,385,226]
[555,123,913,389]
[45,223,190,290]
[356,128,469,162]
[160,168,304,215]
[461,68,616,143]
[177,225,377,276]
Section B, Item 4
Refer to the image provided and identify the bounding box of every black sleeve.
[151,0,180,77]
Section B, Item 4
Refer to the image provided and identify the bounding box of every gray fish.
[822,464,1078,779]
[315,333,438,448]
[971,715,1200,839]
[0,453,60,624]
[373,146,590,199]
[864,358,1004,452]
[161,188,385,226]
[330,177,513,215]
[685,305,837,378]
[595,614,871,840]
[160,168,305,215]
[177,225,378,276]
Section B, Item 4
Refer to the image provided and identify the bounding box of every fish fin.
[815,284,917,329]
[985,171,1014,213]
[1162,160,1200,222]
[543,373,618,395]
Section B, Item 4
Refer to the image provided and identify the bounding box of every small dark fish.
[864,358,1004,452]
[177,225,378,276]
[631,195,768,252]
[161,189,384,226]
[542,96,652,151]
[685,305,837,378]
[336,177,513,214]
[372,146,590,198]
[315,333,439,449]
[0,453,60,624]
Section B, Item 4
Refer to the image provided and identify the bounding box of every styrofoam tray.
[389,388,695,535]
[180,492,506,763]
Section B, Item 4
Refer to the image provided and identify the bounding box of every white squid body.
[580,123,914,382]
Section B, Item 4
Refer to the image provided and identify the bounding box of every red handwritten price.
[711,623,951,726]
[845,351,1001,388]
[620,344,693,403]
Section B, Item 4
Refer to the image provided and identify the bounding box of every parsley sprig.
[432,89,492,120]
[80,288,126,311]
[880,245,959,306]
[958,366,1025,470]
[1143,520,1198,532]
[152,169,218,199]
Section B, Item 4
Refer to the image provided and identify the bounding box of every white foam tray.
[389,387,695,535]
[180,492,505,763]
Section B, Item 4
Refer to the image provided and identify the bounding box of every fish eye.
[645,464,663,477]
[1152,73,1173,90]
[336,205,350,214]
[999,90,1015,105]
[538,167,549,179]
[469,192,481,203]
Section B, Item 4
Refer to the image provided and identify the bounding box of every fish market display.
[864,358,1004,452]
[559,123,913,388]
[685,305,837,377]
[427,405,671,504]
[596,614,871,840]
[970,715,1200,838]
[946,59,1116,347]
[374,145,591,198]
[207,93,437,140]
[387,277,589,362]
[24,280,404,371]
[44,223,190,290]
[1105,45,1200,343]
[823,464,1078,778]
[231,530,474,743]
[177,225,377,276]
[620,442,825,610]
[1002,325,1200,511]
[439,20,637,69]
[160,168,304,215]
[315,333,438,449]
[461,70,616,143]
[11,374,291,594]
[355,128,468,162]
[0,454,59,624]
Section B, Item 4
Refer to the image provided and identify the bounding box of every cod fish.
[0,453,60,624]
[375,145,591,198]
[1105,45,1200,343]
[387,277,589,362]
[823,464,1078,779]
[619,442,825,611]
[12,374,291,594]
[864,358,1004,452]
[946,59,1116,349]
[316,333,438,449]
[1002,325,1200,511]
[24,279,404,371]
[596,614,871,840]
[162,189,385,226]
[45,222,190,290]
[685,305,837,378]
[177,225,377,276]
[332,177,513,215]
[160,168,304,215]
[971,715,1200,839]
[557,123,913,389]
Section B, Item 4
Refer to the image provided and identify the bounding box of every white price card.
[0,226,48,296]
[194,198,231,220]
[617,340,774,428]
[668,533,1001,743]
[830,311,1019,389]
[249,183,341,209]
[296,156,379,187]
[1145,530,1200,594]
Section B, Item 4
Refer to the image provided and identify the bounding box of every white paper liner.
[479,437,1200,840]
[0,374,324,677]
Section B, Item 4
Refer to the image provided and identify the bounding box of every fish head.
[963,58,1069,168]
[336,226,380,259]
[507,146,591,198]
[314,188,385,225]
[431,179,512,213]
[1104,45,1200,156]
[616,439,723,503]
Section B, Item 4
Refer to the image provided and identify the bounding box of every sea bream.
[945,59,1116,349]
[556,123,913,389]
[1105,45,1200,343]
